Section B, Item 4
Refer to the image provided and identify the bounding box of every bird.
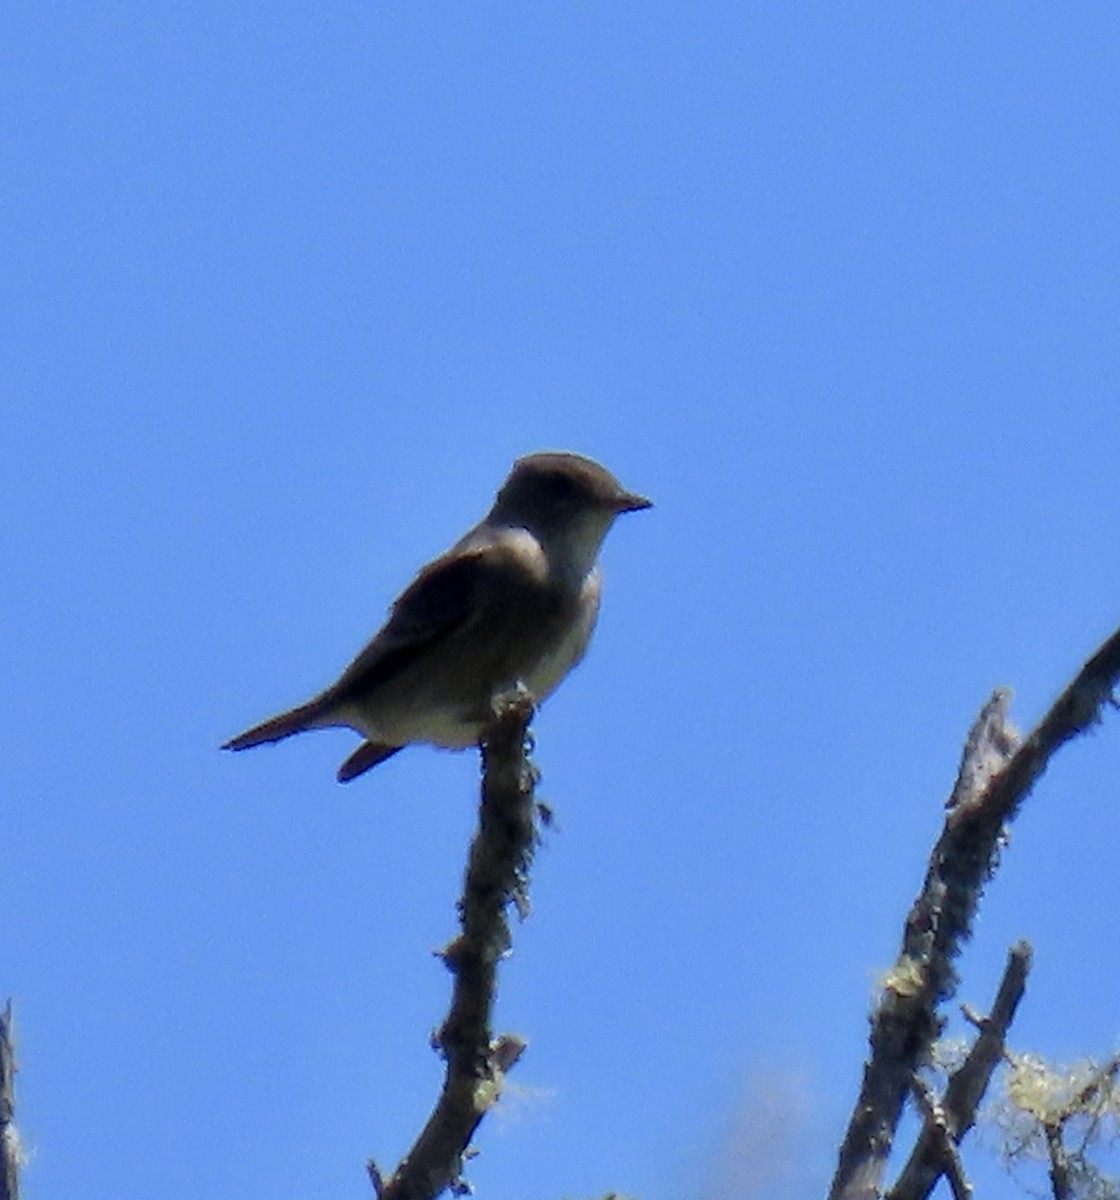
[222,451,651,782]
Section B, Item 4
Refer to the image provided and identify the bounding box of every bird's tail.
[222,697,330,752]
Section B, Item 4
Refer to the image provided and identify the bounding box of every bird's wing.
[328,530,542,702]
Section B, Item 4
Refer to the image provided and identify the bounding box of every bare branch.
[907,1075,973,1200]
[370,689,539,1200]
[1046,1124,1072,1200]
[888,941,1032,1200]
[1,1001,19,1200]
[829,622,1120,1200]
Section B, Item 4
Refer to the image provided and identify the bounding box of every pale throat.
[535,510,615,587]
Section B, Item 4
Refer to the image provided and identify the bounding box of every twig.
[888,941,1032,1200]
[369,689,539,1200]
[1,1001,19,1200]
[1067,1053,1120,1141]
[829,622,1120,1200]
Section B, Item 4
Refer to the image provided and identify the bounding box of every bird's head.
[490,451,652,576]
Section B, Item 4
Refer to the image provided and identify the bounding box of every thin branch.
[945,941,1032,1128]
[1,1001,19,1200]
[907,1076,973,1200]
[1045,1124,1072,1200]
[829,622,1120,1200]
[1067,1053,1120,1131]
[888,941,1032,1200]
[369,689,539,1200]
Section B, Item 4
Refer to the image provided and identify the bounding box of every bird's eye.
[545,471,585,507]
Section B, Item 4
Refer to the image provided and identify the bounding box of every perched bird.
[223,451,651,782]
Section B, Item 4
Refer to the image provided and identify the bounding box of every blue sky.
[4,4,1120,1198]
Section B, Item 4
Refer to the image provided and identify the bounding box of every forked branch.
[829,623,1120,1200]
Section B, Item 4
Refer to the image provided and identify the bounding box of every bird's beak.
[615,491,653,513]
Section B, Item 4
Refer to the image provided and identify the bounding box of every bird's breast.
[520,571,601,701]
